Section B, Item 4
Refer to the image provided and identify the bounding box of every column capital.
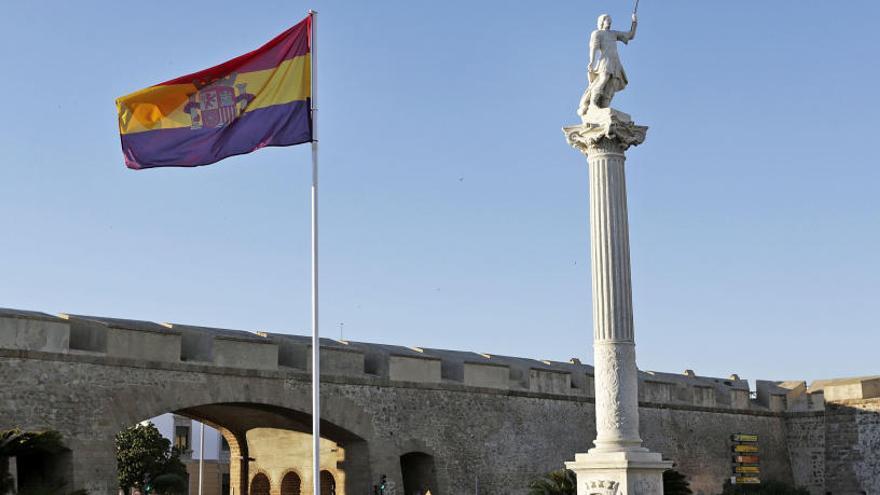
[563,107,648,157]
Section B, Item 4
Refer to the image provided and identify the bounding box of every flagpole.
[198,422,204,495]
[308,9,321,495]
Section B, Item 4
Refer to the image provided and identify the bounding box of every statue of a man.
[578,13,638,121]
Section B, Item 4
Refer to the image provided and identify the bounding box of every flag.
[116,16,312,170]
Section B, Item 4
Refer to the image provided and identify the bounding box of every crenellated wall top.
[0,306,859,413]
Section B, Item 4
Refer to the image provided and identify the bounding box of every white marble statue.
[577,13,638,121]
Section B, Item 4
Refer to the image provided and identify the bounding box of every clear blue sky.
[1,1,877,384]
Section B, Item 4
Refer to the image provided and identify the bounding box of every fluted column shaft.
[586,139,643,453]
[564,112,669,495]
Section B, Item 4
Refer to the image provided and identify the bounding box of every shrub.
[664,469,693,495]
[151,473,188,495]
[528,468,576,495]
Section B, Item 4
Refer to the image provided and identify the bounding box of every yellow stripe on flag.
[117,54,311,135]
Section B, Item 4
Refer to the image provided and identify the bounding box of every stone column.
[226,431,250,495]
[563,107,671,495]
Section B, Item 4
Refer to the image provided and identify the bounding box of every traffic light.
[380,475,387,494]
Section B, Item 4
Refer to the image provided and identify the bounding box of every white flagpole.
[198,422,204,495]
[308,9,321,495]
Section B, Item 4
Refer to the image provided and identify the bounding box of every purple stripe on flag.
[121,99,312,169]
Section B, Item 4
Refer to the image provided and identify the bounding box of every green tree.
[663,469,693,495]
[527,468,576,495]
[115,423,187,493]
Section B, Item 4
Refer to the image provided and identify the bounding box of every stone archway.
[281,470,302,495]
[250,472,271,495]
[2,351,380,495]
[105,400,370,495]
[400,452,438,495]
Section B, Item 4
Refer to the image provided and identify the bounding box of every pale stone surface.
[6,308,880,493]
[592,344,642,452]
[584,106,632,124]
[0,326,834,495]
[213,338,278,370]
[578,14,639,121]
[563,118,647,156]
[62,314,182,362]
[170,323,274,367]
[529,368,572,395]
[0,313,69,353]
[246,428,344,493]
[106,327,180,362]
[389,354,442,383]
[825,378,880,401]
[463,362,509,390]
[564,107,670,492]
[306,346,365,375]
[566,108,647,454]
[566,451,668,495]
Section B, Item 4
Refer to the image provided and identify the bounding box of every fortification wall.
[786,400,880,495]
[0,350,792,495]
[3,307,876,495]
[784,412,826,494]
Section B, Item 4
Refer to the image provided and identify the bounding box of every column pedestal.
[566,451,669,495]
[562,107,671,495]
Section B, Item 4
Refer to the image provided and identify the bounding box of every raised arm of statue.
[617,14,638,43]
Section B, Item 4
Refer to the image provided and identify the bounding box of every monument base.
[563,106,648,155]
[582,105,632,124]
[565,451,672,495]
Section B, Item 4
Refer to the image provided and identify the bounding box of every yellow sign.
[732,434,759,442]
[735,466,760,474]
[733,476,761,485]
[733,444,759,453]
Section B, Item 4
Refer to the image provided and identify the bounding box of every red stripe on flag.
[157,16,310,87]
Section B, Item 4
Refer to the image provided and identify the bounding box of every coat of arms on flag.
[184,74,255,130]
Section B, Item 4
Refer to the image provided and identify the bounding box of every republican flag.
[116,16,313,170]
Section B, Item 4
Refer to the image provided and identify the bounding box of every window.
[281,472,302,495]
[251,473,271,495]
[174,425,191,452]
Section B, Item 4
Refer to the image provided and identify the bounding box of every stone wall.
[641,406,791,494]
[0,347,795,495]
[784,412,826,495]
[0,308,876,495]
[787,400,880,495]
